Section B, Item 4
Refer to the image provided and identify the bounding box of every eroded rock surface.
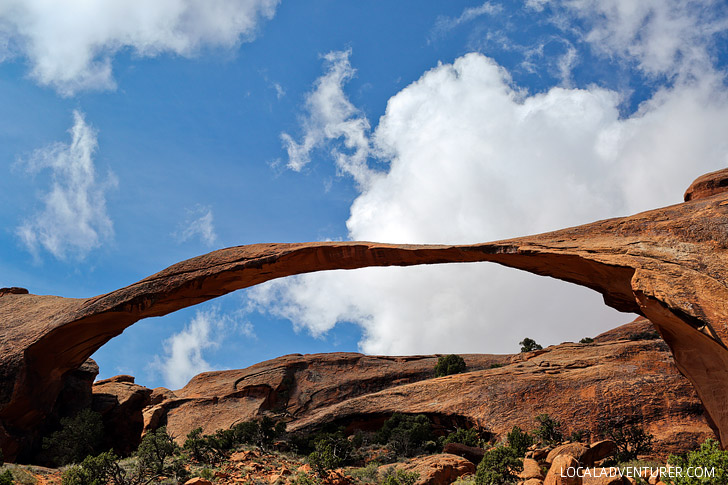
[142,319,712,457]
[3,170,728,459]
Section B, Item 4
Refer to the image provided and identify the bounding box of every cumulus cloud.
[280,49,379,188]
[151,307,253,389]
[16,110,116,261]
[175,205,218,247]
[0,0,279,95]
[254,15,728,355]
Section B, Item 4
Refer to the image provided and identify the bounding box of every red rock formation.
[3,170,728,459]
[138,319,710,457]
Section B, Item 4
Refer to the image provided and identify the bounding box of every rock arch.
[3,169,728,459]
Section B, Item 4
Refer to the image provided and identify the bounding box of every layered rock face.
[147,318,710,455]
[3,169,728,459]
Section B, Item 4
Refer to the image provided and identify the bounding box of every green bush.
[519,338,542,353]
[43,409,105,466]
[308,432,354,476]
[183,418,286,464]
[533,414,563,446]
[667,439,728,484]
[61,451,125,485]
[350,462,380,483]
[377,413,434,457]
[628,330,660,341]
[475,446,522,485]
[579,337,594,344]
[489,363,504,369]
[381,468,419,485]
[444,428,481,448]
[506,426,533,456]
[136,426,178,475]
[0,469,13,485]
[603,421,653,462]
[435,355,467,377]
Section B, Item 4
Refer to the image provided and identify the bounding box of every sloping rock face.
[147,319,712,456]
[3,169,728,459]
[151,353,505,441]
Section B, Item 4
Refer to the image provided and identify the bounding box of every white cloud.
[175,205,218,247]
[252,41,728,355]
[431,2,502,39]
[558,0,728,80]
[151,307,253,389]
[16,110,116,261]
[0,0,279,95]
[280,49,380,189]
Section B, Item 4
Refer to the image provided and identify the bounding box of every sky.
[2,1,728,390]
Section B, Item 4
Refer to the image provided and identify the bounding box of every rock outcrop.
[3,169,728,459]
[143,319,712,456]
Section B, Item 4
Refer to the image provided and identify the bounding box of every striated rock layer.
[3,169,728,459]
[148,318,712,456]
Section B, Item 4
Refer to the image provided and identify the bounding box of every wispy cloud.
[431,2,502,40]
[16,110,116,261]
[0,0,279,95]
[548,0,728,80]
[175,205,218,247]
[280,49,379,189]
[151,307,254,389]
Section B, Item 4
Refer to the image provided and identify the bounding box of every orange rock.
[519,458,545,480]
[4,169,728,460]
[379,454,475,485]
[184,478,212,485]
[544,455,580,485]
[546,443,589,465]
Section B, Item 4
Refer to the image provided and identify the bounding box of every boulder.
[546,443,589,465]
[379,454,475,485]
[544,455,580,485]
[519,458,545,480]
[443,442,486,465]
[582,441,617,467]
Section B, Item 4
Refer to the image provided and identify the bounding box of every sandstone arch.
[2,169,728,460]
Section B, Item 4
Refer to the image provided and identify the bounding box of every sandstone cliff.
[137,318,710,456]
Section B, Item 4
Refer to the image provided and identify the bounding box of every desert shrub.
[667,439,728,484]
[435,355,467,377]
[308,432,354,476]
[444,428,481,448]
[183,418,286,464]
[43,409,105,466]
[0,469,13,485]
[292,474,320,485]
[61,451,126,485]
[506,426,533,456]
[197,467,214,480]
[570,429,589,443]
[579,337,594,344]
[489,363,504,369]
[350,462,380,483]
[136,426,178,475]
[629,330,660,341]
[381,468,419,485]
[475,446,522,485]
[377,413,433,457]
[170,456,190,483]
[603,421,653,462]
[519,338,542,353]
[533,414,563,446]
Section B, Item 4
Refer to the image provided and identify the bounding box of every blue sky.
[2,1,728,390]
